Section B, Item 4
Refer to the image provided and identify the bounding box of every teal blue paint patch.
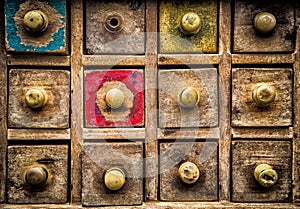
[5,0,66,52]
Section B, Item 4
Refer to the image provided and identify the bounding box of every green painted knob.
[105,88,125,109]
[178,162,200,184]
[25,166,48,187]
[178,87,199,108]
[180,12,201,35]
[254,164,278,188]
[23,10,48,32]
[104,167,126,191]
[254,12,276,34]
[252,85,276,107]
[25,88,47,109]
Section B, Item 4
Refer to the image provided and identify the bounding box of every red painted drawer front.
[84,69,144,127]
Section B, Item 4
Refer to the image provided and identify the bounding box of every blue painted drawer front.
[5,0,67,53]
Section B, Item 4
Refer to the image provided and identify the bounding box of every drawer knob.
[180,12,201,35]
[178,87,199,108]
[178,162,200,184]
[23,10,49,32]
[254,164,278,188]
[254,12,276,34]
[25,88,47,109]
[104,167,126,191]
[252,85,276,107]
[104,13,124,33]
[25,166,48,187]
[105,88,125,109]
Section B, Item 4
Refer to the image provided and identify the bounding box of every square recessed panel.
[159,0,218,53]
[158,68,218,128]
[85,0,145,54]
[7,145,68,204]
[84,69,144,127]
[82,142,143,206]
[231,141,292,202]
[5,0,67,53]
[160,142,218,201]
[233,0,295,53]
[8,69,70,129]
[231,68,292,127]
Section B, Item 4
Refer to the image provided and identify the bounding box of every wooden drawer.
[81,142,143,206]
[84,69,144,127]
[233,0,295,53]
[231,141,292,203]
[8,69,70,129]
[85,0,145,54]
[7,145,69,204]
[5,0,68,54]
[159,0,217,53]
[158,68,218,128]
[232,68,293,127]
[159,142,218,201]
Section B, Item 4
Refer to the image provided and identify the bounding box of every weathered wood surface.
[232,141,292,202]
[232,54,295,64]
[7,145,69,204]
[8,69,70,128]
[7,55,70,66]
[158,54,220,65]
[158,127,220,140]
[8,129,70,140]
[232,68,293,127]
[83,128,145,140]
[233,0,295,52]
[158,68,218,128]
[81,143,143,206]
[82,55,145,66]
[232,127,293,139]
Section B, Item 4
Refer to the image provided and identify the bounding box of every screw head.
[178,162,200,184]
[254,164,278,188]
[104,167,126,191]
[25,166,48,187]
[178,87,199,108]
[180,12,201,35]
[105,88,125,109]
[23,10,48,32]
[252,85,276,107]
[25,88,47,109]
[254,12,276,34]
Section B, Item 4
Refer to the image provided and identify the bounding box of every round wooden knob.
[252,85,276,107]
[178,162,200,184]
[178,87,199,108]
[25,88,47,109]
[254,164,278,188]
[104,13,124,33]
[25,166,48,187]
[105,88,125,109]
[180,12,201,35]
[23,10,48,32]
[254,12,276,34]
[104,168,126,191]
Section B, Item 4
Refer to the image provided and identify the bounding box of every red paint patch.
[84,70,144,127]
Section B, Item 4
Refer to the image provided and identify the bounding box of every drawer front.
[159,0,217,53]
[232,68,293,127]
[85,0,145,54]
[233,0,295,53]
[81,142,143,206]
[159,68,218,128]
[160,142,218,201]
[84,69,144,127]
[5,0,67,53]
[8,69,70,129]
[231,141,292,202]
[7,145,68,204]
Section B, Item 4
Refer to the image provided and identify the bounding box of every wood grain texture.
[83,128,145,140]
[232,54,295,65]
[82,55,145,66]
[158,127,220,140]
[233,0,295,53]
[85,0,145,54]
[232,127,293,139]
[7,145,69,204]
[160,142,218,201]
[231,141,292,203]
[158,54,220,65]
[8,69,70,128]
[158,68,218,128]
[81,143,143,206]
[8,129,70,140]
[7,55,70,66]
[232,68,293,127]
